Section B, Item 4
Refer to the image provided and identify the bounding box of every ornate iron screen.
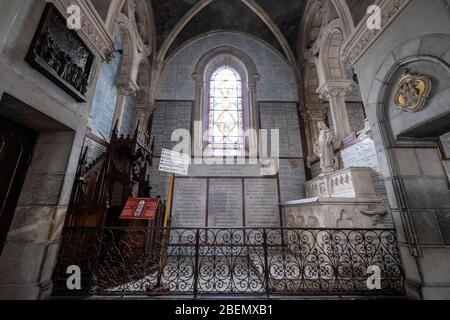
[53,227,404,297]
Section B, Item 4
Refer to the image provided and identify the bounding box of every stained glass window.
[208,66,244,156]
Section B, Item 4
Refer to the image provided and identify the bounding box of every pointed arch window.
[208,66,244,156]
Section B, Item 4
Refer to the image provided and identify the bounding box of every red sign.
[120,198,160,220]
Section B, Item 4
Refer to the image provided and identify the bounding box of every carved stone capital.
[118,79,139,96]
[317,80,352,100]
[306,105,328,121]
[52,0,116,62]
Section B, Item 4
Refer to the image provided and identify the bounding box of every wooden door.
[0,115,37,255]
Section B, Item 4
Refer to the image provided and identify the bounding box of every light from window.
[208,66,244,156]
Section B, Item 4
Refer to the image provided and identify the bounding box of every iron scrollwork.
[53,227,404,297]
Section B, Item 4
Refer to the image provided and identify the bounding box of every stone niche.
[281,167,387,229]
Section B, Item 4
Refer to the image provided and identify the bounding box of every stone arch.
[136,58,152,106]
[367,35,450,148]
[301,0,354,59]
[300,0,327,58]
[129,0,156,53]
[304,60,323,105]
[106,0,127,33]
[329,0,355,39]
[303,60,329,164]
[319,20,347,83]
[152,0,298,105]
[378,55,450,147]
[116,17,139,95]
[105,0,156,55]
[193,46,259,84]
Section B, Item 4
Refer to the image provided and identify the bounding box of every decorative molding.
[342,0,412,65]
[118,79,139,96]
[317,80,353,100]
[52,0,116,61]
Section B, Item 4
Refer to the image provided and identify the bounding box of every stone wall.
[151,32,304,204]
[441,133,450,184]
[149,101,193,199]
[340,136,387,204]
[89,34,121,138]
[0,0,101,299]
[346,102,365,133]
[259,102,303,158]
[260,102,306,202]
[157,31,298,102]
[353,0,450,299]
[120,94,138,137]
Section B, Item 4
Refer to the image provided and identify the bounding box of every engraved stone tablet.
[186,164,264,177]
[244,179,281,227]
[208,179,243,228]
[171,179,207,227]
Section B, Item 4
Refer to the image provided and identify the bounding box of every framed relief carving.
[394,69,432,113]
[26,3,94,102]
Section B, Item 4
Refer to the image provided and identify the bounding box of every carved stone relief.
[394,69,432,113]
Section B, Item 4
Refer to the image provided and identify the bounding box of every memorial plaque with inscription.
[245,179,281,227]
[171,179,207,227]
[187,164,263,177]
[208,179,243,228]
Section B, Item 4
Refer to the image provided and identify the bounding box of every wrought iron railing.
[52,227,404,297]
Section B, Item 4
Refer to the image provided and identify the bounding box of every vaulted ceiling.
[151,0,306,60]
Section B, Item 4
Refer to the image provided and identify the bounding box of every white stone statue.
[314,121,338,175]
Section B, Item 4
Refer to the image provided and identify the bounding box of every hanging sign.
[159,149,190,176]
[120,198,160,220]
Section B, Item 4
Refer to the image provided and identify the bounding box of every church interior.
[0,0,449,300]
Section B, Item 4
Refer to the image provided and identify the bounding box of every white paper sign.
[159,149,190,175]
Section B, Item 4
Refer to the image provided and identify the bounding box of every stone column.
[135,104,151,141]
[318,81,352,144]
[113,84,138,135]
[247,74,260,154]
[0,130,81,299]
[192,73,205,163]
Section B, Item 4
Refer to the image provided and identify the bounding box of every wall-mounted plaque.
[26,3,94,102]
[394,69,432,113]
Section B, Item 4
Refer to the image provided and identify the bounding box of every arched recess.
[136,58,151,107]
[191,46,260,157]
[135,58,152,134]
[304,61,322,105]
[319,20,347,83]
[107,0,156,53]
